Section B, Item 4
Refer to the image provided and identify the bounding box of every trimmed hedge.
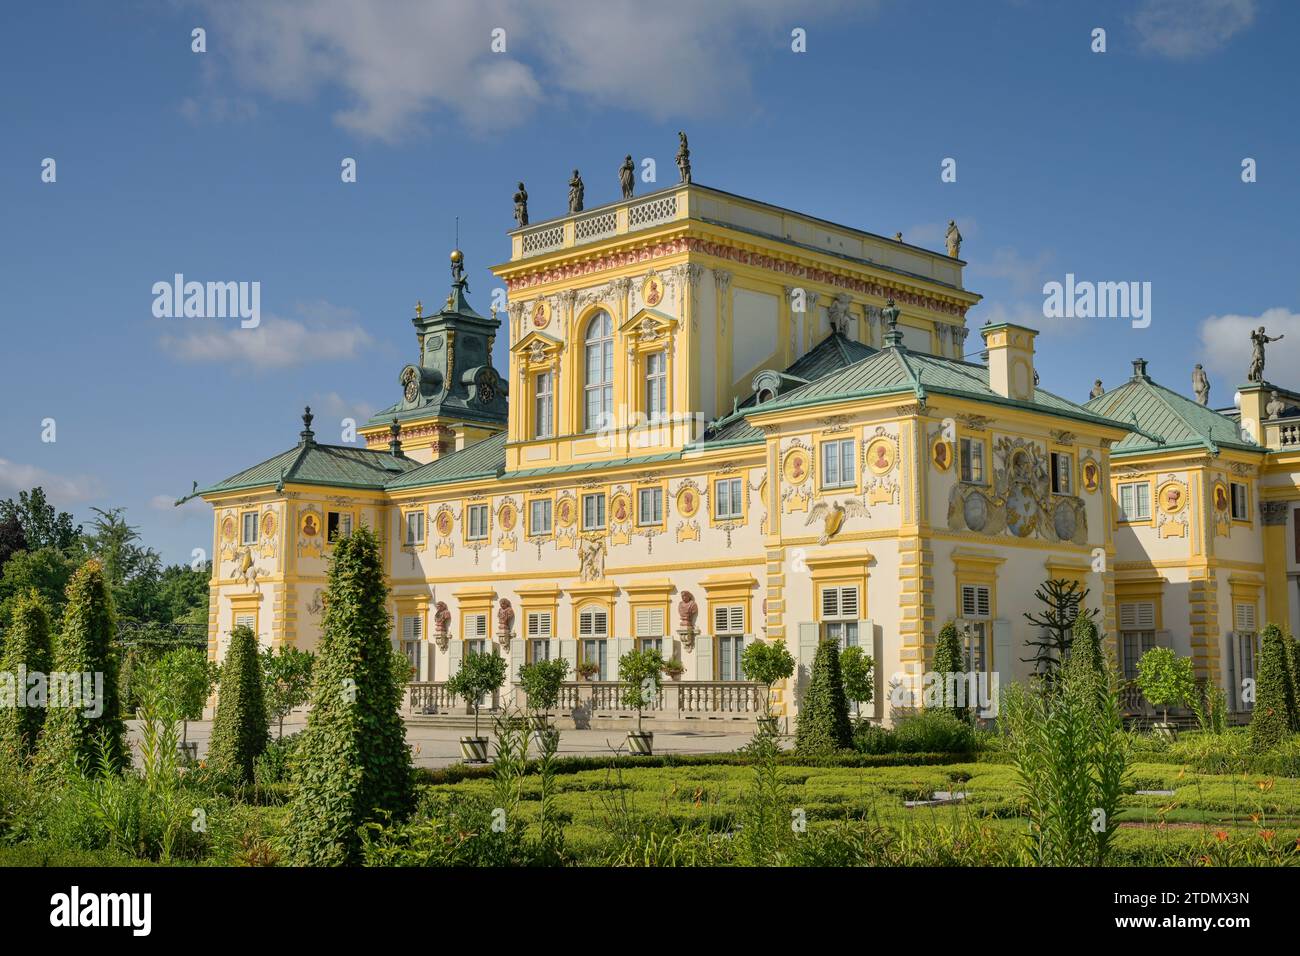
[795,639,852,754]
[206,625,269,785]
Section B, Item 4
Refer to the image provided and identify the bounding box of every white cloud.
[0,459,103,504]
[158,302,373,370]
[313,392,375,429]
[1198,307,1300,382]
[1131,0,1256,59]
[193,0,870,140]
[967,246,1053,299]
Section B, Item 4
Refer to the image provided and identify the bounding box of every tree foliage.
[283,527,414,866]
[741,639,795,718]
[932,621,966,719]
[0,590,53,762]
[262,645,315,739]
[446,651,508,739]
[1135,647,1196,724]
[794,639,853,755]
[35,560,126,778]
[1250,624,1297,752]
[205,625,269,785]
[840,646,875,712]
[1022,578,1096,683]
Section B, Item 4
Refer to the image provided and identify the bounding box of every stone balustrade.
[406,679,763,722]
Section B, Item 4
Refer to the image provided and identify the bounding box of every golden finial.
[415,300,423,318]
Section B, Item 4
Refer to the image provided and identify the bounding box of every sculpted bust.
[497,597,515,635]
[678,591,699,630]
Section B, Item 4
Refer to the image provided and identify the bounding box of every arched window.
[583,311,613,431]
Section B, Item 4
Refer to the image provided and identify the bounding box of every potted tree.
[619,647,664,755]
[661,656,685,680]
[445,650,507,762]
[1136,646,1196,740]
[741,639,796,736]
[518,656,569,747]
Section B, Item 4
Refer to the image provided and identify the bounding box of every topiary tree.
[518,657,569,723]
[206,625,269,784]
[1022,578,1096,683]
[446,651,508,740]
[618,648,664,736]
[1069,614,1107,686]
[932,621,966,719]
[794,639,852,754]
[284,527,414,866]
[741,639,795,719]
[1250,624,1297,752]
[35,560,125,778]
[262,644,315,739]
[840,645,875,719]
[1284,632,1300,734]
[0,589,53,762]
[1135,647,1196,725]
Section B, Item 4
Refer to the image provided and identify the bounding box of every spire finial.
[300,406,315,444]
[881,298,903,348]
[1132,357,1149,380]
[415,300,423,318]
[388,416,403,457]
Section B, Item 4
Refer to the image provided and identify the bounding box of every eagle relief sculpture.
[805,497,870,545]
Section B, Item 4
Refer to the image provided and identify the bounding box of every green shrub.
[840,645,875,716]
[446,650,508,739]
[1136,647,1196,723]
[283,527,414,866]
[1251,624,1297,752]
[853,722,895,755]
[618,648,663,735]
[1070,614,1106,684]
[360,792,535,867]
[206,625,269,785]
[892,711,977,754]
[0,590,53,762]
[795,639,852,755]
[518,657,569,716]
[253,732,301,788]
[262,644,314,740]
[35,560,125,778]
[932,621,966,718]
[141,645,214,747]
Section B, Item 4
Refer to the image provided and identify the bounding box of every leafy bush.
[206,625,269,785]
[1136,647,1196,723]
[35,560,126,778]
[1070,614,1107,684]
[0,590,52,761]
[140,645,214,746]
[892,711,977,754]
[283,527,414,866]
[518,657,568,716]
[741,640,795,718]
[360,792,536,867]
[253,732,301,788]
[1251,624,1297,752]
[1001,651,1130,865]
[932,621,966,718]
[446,650,508,739]
[262,645,314,739]
[618,648,664,734]
[840,646,875,715]
[795,639,852,755]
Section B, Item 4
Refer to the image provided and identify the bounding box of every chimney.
[980,322,1038,401]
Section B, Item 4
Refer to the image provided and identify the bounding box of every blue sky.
[1,0,1296,564]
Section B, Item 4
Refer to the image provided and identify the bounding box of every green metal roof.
[201,439,420,495]
[385,432,509,488]
[784,331,877,382]
[1084,362,1260,456]
[754,345,1125,429]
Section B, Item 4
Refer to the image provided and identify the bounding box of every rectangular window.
[1119,601,1157,681]
[963,622,987,673]
[645,352,667,422]
[1118,482,1151,522]
[401,614,422,679]
[959,438,985,484]
[957,585,991,672]
[821,438,856,489]
[960,584,991,620]
[529,499,552,536]
[534,371,553,439]
[464,613,489,662]
[581,639,608,681]
[327,511,352,543]
[404,511,424,546]
[636,606,665,654]
[1230,482,1249,521]
[713,603,746,678]
[241,512,258,546]
[582,493,606,531]
[527,611,552,664]
[821,586,860,649]
[1050,451,1072,495]
[714,478,743,520]
[637,487,663,526]
[467,504,489,541]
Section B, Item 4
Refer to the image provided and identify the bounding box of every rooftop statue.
[568,169,584,213]
[619,154,635,199]
[1248,326,1284,383]
[945,220,962,258]
[676,131,691,184]
[1090,379,1105,400]
[513,181,528,227]
[1192,364,1210,405]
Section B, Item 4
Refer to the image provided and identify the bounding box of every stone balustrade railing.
[406,679,763,720]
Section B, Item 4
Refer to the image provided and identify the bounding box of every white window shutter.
[615,637,634,674]
[714,604,729,632]
[447,639,463,679]
[558,639,578,675]
[729,606,744,633]
[1235,603,1257,632]
[840,587,859,619]
[1154,629,1173,649]
[992,619,1013,684]
[797,622,820,698]
[822,588,839,618]
[695,634,714,681]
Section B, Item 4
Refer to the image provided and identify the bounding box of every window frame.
[528,497,553,537]
[466,503,490,541]
[582,310,614,433]
[534,370,554,440]
[713,476,744,521]
[958,436,987,485]
[637,486,663,527]
[644,350,668,423]
[1050,451,1073,496]
[820,437,857,490]
[1230,481,1250,522]
[403,509,425,547]
[581,492,606,531]
[240,511,259,546]
[1117,480,1152,523]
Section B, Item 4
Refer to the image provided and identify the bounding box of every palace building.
[195,177,1300,724]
